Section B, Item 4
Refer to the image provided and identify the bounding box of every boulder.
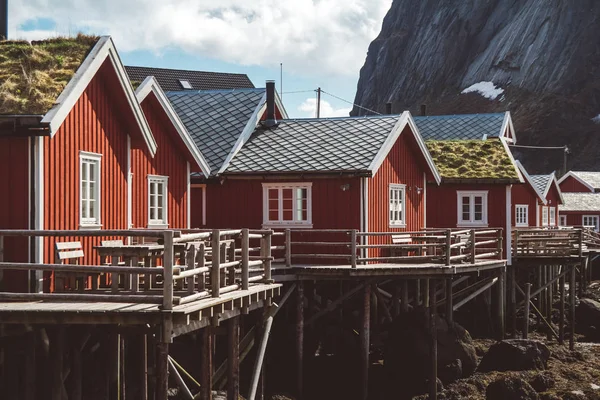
[528,372,555,392]
[486,376,539,400]
[576,298,600,340]
[478,339,550,372]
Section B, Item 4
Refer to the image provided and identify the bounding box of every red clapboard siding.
[367,127,428,258]
[132,93,189,230]
[0,137,30,291]
[546,183,563,207]
[190,186,205,228]
[561,211,600,227]
[559,176,592,193]
[511,182,540,227]
[43,61,130,271]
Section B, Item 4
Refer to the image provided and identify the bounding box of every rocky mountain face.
[352,0,600,173]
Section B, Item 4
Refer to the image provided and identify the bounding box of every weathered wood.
[497,267,505,340]
[296,281,304,399]
[306,279,374,326]
[510,266,517,337]
[50,327,66,400]
[248,313,274,400]
[156,342,170,400]
[23,331,36,400]
[285,229,292,267]
[227,316,240,400]
[445,278,453,322]
[69,330,83,400]
[168,358,193,400]
[401,280,409,312]
[200,327,214,400]
[0,292,166,303]
[163,231,175,311]
[212,230,221,298]
[242,229,250,290]
[559,272,565,345]
[351,229,358,268]
[453,277,498,311]
[360,284,371,400]
[524,283,531,339]
[570,264,576,351]
[264,233,272,281]
[429,279,438,400]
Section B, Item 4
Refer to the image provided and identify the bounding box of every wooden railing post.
[469,229,476,264]
[186,244,196,295]
[212,229,221,298]
[351,230,357,268]
[285,229,292,267]
[241,229,249,291]
[445,229,452,266]
[198,242,206,292]
[514,229,520,257]
[264,232,272,282]
[0,235,4,290]
[497,229,504,260]
[162,230,174,310]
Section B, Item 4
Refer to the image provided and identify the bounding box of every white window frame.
[262,182,313,228]
[457,191,488,227]
[147,175,169,229]
[583,215,599,232]
[389,184,406,227]
[79,151,102,228]
[542,206,549,226]
[559,215,567,227]
[549,207,556,226]
[515,204,529,227]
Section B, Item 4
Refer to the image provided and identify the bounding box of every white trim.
[79,151,102,228]
[127,135,132,229]
[364,177,369,257]
[559,215,567,226]
[583,215,600,232]
[360,177,364,259]
[536,204,540,227]
[423,172,427,228]
[549,206,556,226]
[515,160,546,204]
[542,173,565,204]
[147,175,169,228]
[506,185,512,265]
[41,36,157,155]
[457,190,489,226]
[368,111,441,184]
[500,137,524,183]
[187,162,191,229]
[136,76,210,177]
[515,204,529,227]
[542,206,549,226]
[34,137,44,271]
[388,183,406,228]
[500,111,516,144]
[557,171,595,193]
[262,182,313,228]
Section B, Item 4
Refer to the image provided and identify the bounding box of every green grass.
[0,34,99,115]
[426,139,519,180]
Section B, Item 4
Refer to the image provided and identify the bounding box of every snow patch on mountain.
[461,81,504,100]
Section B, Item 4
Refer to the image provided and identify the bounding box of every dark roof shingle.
[530,174,553,196]
[125,66,254,92]
[560,193,600,212]
[414,113,506,141]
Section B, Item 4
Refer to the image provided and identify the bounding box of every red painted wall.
[511,182,539,227]
[0,137,31,291]
[132,93,189,230]
[190,186,205,228]
[559,176,592,193]
[560,211,600,228]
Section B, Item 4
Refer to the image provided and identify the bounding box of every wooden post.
[445,278,453,323]
[124,332,148,400]
[429,279,438,400]
[200,327,214,400]
[360,284,371,400]
[264,232,272,282]
[23,331,36,400]
[108,331,120,400]
[285,228,292,267]
[497,268,505,340]
[242,229,249,290]
[50,328,65,399]
[445,229,452,266]
[228,241,236,286]
[424,278,430,307]
[559,272,566,345]
[393,284,401,317]
[510,266,517,337]
[220,242,227,286]
[186,245,196,295]
[163,230,174,310]
[524,283,531,339]
[296,281,304,400]
[570,264,576,351]
[248,312,274,400]
[470,229,476,264]
[351,229,357,268]
[536,267,542,322]
[546,265,553,341]
[212,230,220,298]
[401,280,409,312]
[0,235,4,290]
[497,228,504,260]
[156,342,169,400]
[227,316,240,400]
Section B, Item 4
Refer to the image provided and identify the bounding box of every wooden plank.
[55,241,83,251]
[200,327,214,400]
[227,316,240,400]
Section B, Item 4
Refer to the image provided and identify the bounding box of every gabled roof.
[515,160,546,204]
[135,76,210,177]
[167,88,267,175]
[125,66,254,91]
[413,112,515,143]
[531,172,564,204]
[560,193,600,212]
[558,171,600,191]
[425,139,521,182]
[224,111,441,183]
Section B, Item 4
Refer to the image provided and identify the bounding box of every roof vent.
[179,80,192,89]
[0,0,7,40]
[262,80,278,128]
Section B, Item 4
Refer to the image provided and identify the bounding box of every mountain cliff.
[352,0,600,173]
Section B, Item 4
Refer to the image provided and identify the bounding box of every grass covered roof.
[0,34,99,115]
[426,139,519,181]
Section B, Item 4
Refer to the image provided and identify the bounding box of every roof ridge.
[166,88,264,95]
[413,112,506,119]
[125,65,248,77]
[280,115,400,122]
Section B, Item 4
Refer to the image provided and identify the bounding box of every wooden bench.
[54,241,86,292]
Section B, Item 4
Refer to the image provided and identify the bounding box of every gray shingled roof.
[225,115,400,174]
[167,89,265,175]
[530,174,552,197]
[560,193,600,211]
[570,171,600,189]
[126,66,254,91]
[413,113,505,141]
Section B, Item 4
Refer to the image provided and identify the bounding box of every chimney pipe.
[385,102,392,114]
[264,80,277,128]
[420,104,427,116]
[0,0,7,40]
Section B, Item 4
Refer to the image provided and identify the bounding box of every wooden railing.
[512,228,586,258]
[0,229,274,309]
[275,228,504,267]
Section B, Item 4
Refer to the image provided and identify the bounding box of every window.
[583,215,599,232]
[559,215,567,227]
[515,205,528,227]
[549,207,556,226]
[262,183,312,227]
[148,175,168,228]
[389,184,406,227]
[457,191,488,226]
[80,152,102,227]
[542,206,549,226]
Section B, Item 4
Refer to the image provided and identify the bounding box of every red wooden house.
[528,172,563,227]
[558,171,600,230]
[511,161,547,228]
[558,171,600,193]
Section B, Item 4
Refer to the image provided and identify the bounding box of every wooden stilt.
[416,279,421,305]
[296,281,304,400]
[393,283,401,317]
[254,316,265,400]
[125,332,148,400]
[23,331,36,400]
[227,316,240,400]
[429,279,438,400]
[360,284,371,400]
[570,264,576,351]
[445,278,453,323]
[510,266,517,337]
[50,326,66,400]
[147,333,157,400]
[424,278,430,307]
[559,272,565,345]
[200,327,214,400]
[401,280,409,312]
[70,330,83,400]
[497,269,505,339]
[372,285,379,331]
[108,332,120,400]
[547,266,554,341]
[524,283,531,339]
[156,342,169,400]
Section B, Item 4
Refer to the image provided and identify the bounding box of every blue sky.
[12,0,392,118]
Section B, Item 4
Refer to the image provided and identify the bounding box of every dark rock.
[528,372,555,392]
[539,394,561,400]
[576,298,600,341]
[439,358,462,384]
[486,376,539,400]
[478,339,550,372]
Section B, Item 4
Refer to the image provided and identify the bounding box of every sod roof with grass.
[425,139,519,181]
[0,34,99,115]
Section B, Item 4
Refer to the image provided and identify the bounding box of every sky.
[11,0,392,118]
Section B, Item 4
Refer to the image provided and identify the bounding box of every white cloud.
[461,81,504,100]
[10,0,392,77]
[298,97,351,118]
